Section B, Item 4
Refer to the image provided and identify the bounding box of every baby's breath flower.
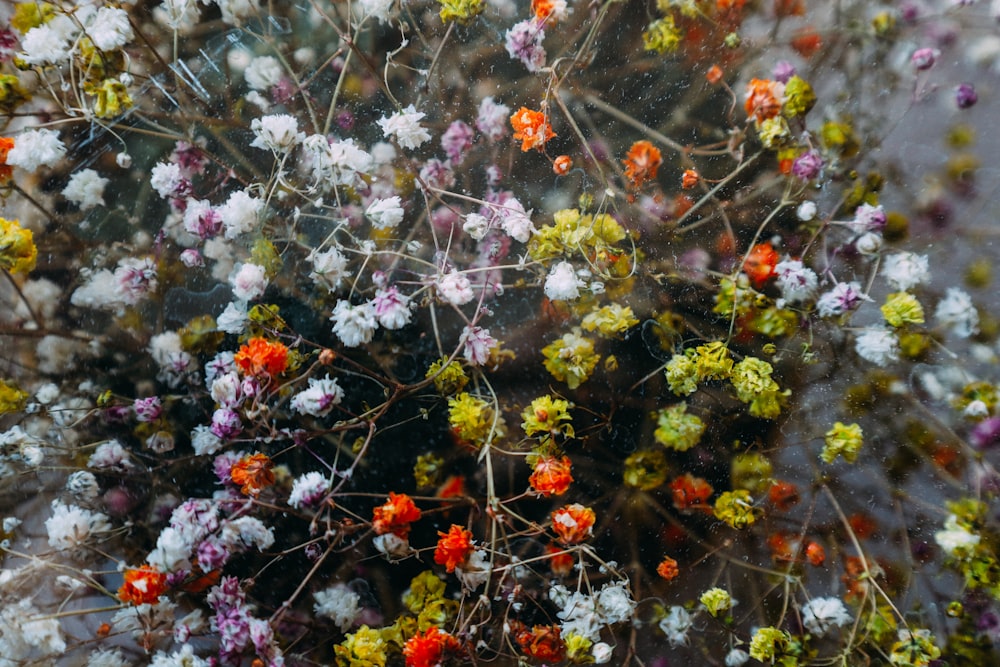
[658,606,693,646]
[801,596,852,636]
[934,287,979,338]
[314,584,361,632]
[544,261,584,301]
[881,292,925,327]
[713,490,756,529]
[448,392,500,444]
[653,403,705,451]
[782,75,816,117]
[542,330,600,389]
[934,514,980,556]
[700,587,733,617]
[749,627,790,662]
[889,629,941,667]
[855,327,899,366]
[522,395,574,438]
[7,129,65,171]
[881,252,930,291]
[623,449,669,490]
[63,168,108,210]
[643,16,682,53]
[331,301,377,347]
[438,0,484,22]
[822,421,863,464]
[335,626,388,667]
[816,281,869,318]
[581,304,639,338]
[694,341,733,382]
[665,352,699,396]
[365,196,405,230]
[426,358,468,395]
[250,114,304,153]
[774,259,818,303]
[378,105,432,150]
[0,217,36,275]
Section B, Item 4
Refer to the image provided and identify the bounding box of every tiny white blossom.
[725,648,750,667]
[855,327,899,366]
[87,7,134,51]
[251,114,304,152]
[66,471,100,501]
[309,246,351,291]
[191,425,223,456]
[815,281,870,318]
[331,301,378,347]
[7,129,66,171]
[314,585,362,632]
[377,105,432,150]
[63,169,109,210]
[881,252,930,291]
[496,198,535,242]
[796,201,817,221]
[456,549,491,590]
[19,25,71,66]
[289,471,330,508]
[290,376,344,417]
[244,55,284,91]
[592,643,613,664]
[658,605,693,646]
[46,500,111,551]
[855,231,883,255]
[544,261,584,301]
[463,213,491,240]
[366,196,405,229]
[357,0,396,23]
[219,189,263,238]
[437,271,475,306]
[151,162,185,198]
[230,263,268,301]
[801,597,852,636]
[935,514,980,555]
[217,300,249,334]
[934,287,979,338]
[774,259,818,303]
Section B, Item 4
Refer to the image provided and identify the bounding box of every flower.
[670,473,713,511]
[476,97,511,142]
[654,403,706,451]
[529,456,574,496]
[742,242,779,287]
[510,107,555,152]
[553,155,572,175]
[822,421,863,464]
[522,395,574,439]
[934,514,980,555]
[700,587,733,617]
[365,196,405,229]
[934,287,979,338]
[911,47,938,70]
[230,452,276,496]
[331,300,378,347]
[801,596,852,636]
[0,217,37,275]
[460,325,497,366]
[622,140,662,189]
[448,392,501,444]
[230,262,269,301]
[515,624,566,663]
[371,286,412,329]
[63,168,108,209]
[336,626,388,667]
[250,113,304,152]
[234,337,289,377]
[881,291,925,327]
[314,584,362,632]
[441,120,474,162]
[434,524,474,572]
[118,565,168,605]
[505,20,547,72]
[713,490,756,528]
[881,252,930,291]
[436,271,475,306]
[744,78,785,122]
[551,504,596,544]
[288,471,330,509]
[6,128,66,171]
[658,606,692,646]
[378,105,431,149]
[45,500,111,550]
[372,492,422,538]
[749,627,790,662]
[542,330,600,389]
[816,281,869,317]
[956,83,978,109]
[290,375,344,417]
[657,556,679,580]
[403,626,462,667]
[855,327,899,366]
[774,259,818,303]
[544,261,584,301]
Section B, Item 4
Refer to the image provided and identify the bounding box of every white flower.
[251,114,304,152]
[477,97,511,142]
[211,371,242,407]
[217,301,249,334]
[156,0,200,30]
[550,584,602,641]
[855,231,883,255]
[592,643,613,664]
[496,198,535,242]
[595,581,636,625]
[46,500,111,551]
[796,201,817,221]
[463,213,491,240]
[544,261,584,301]
[377,105,432,150]
[881,252,930,291]
[331,300,377,347]
[149,644,209,667]
[327,138,375,184]
[87,7,134,51]
[461,325,497,365]
[854,327,899,366]
[191,425,223,456]
[456,549,491,590]
[230,263,268,301]
[19,25,71,65]
[289,471,330,508]
[725,648,750,667]
[7,129,66,171]
[371,286,412,329]
[437,272,475,306]
[816,281,870,318]
[934,287,979,338]
[373,532,409,559]
[290,376,344,417]
[800,596,852,636]
[965,400,989,418]
[774,259,818,303]
[244,55,284,90]
[147,525,192,572]
[88,440,134,470]
[0,599,65,662]
[935,514,980,555]
[151,162,185,198]
[309,246,351,290]
[66,471,100,501]
[219,189,263,238]
[366,196,405,229]
[658,605,693,646]
[357,0,396,23]
[314,584,362,632]
[63,169,109,209]
[222,516,275,551]
[86,649,130,667]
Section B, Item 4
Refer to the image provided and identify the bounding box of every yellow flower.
[334,626,388,667]
[694,341,733,382]
[665,353,698,396]
[714,490,756,529]
[581,304,639,338]
[0,379,29,415]
[643,16,682,54]
[749,627,790,662]
[782,76,816,118]
[426,357,468,395]
[438,0,484,22]
[822,421,863,464]
[881,292,925,327]
[522,395,574,439]
[653,403,705,451]
[448,392,501,445]
[623,449,669,490]
[542,330,600,389]
[699,587,733,618]
[0,217,37,275]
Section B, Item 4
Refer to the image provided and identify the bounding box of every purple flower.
[971,417,1000,449]
[441,120,475,163]
[197,537,231,570]
[791,150,824,181]
[852,203,886,232]
[211,408,243,440]
[134,396,162,422]
[911,47,938,71]
[772,60,796,83]
[418,158,455,191]
[956,83,978,109]
[505,19,546,72]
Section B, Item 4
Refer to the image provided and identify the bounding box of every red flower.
[551,504,595,544]
[515,623,566,663]
[552,154,573,175]
[234,337,289,377]
[118,565,168,605]
[805,541,826,567]
[669,473,713,511]
[681,168,700,189]
[705,64,724,84]
[529,456,573,496]
[623,140,662,190]
[768,481,800,511]
[403,626,462,667]
[230,452,275,497]
[372,492,422,538]
[0,137,13,184]
[657,556,679,581]
[510,107,555,152]
[546,542,574,577]
[434,524,474,573]
[743,242,779,287]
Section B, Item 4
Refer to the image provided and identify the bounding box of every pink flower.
[461,326,497,366]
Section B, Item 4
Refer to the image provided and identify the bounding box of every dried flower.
[234,337,289,378]
[230,452,276,496]
[551,504,596,544]
[118,565,168,605]
[657,556,679,580]
[372,492,422,538]
[622,140,662,189]
[434,524,474,572]
[822,421,863,464]
[510,107,555,152]
[529,456,574,496]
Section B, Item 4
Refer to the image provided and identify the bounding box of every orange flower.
[510,107,555,152]
[529,456,573,496]
[552,154,573,175]
[234,337,289,377]
[681,168,700,189]
[551,503,595,544]
[847,512,877,540]
[805,541,826,566]
[230,452,276,496]
[669,473,713,511]
[705,65,724,84]
[437,474,466,499]
[744,78,784,122]
[372,492,422,538]
[434,524,474,572]
[623,140,662,190]
[657,556,679,581]
[767,531,799,562]
[546,542,574,576]
[118,564,168,605]
[403,626,463,667]
[742,241,779,287]
[767,481,800,511]
[531,0,562,22]
[791,28,822,58]
[0,137,13,183]
[515,623,566,663]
